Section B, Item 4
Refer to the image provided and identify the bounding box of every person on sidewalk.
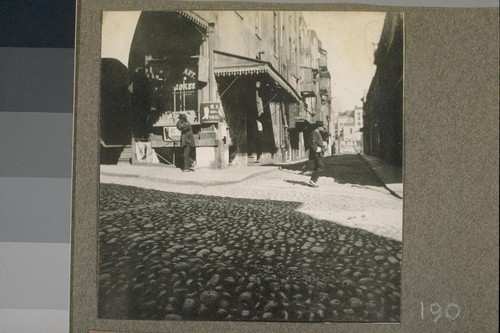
[176,113,196,172]
[308,120,325,187]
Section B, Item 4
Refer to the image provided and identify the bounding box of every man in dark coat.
[308,120,325,187]
[176,113,196,172]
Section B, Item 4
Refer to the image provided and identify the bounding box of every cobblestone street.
[99,155,402,322]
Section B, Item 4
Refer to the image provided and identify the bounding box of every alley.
[99,154,402,322]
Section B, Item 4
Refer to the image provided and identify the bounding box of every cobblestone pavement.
[101,155,403,241]
[99,155,402,322]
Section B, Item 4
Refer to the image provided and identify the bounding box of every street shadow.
[98,183,402,322]
[280,154,386,187]
[283,180,312,188]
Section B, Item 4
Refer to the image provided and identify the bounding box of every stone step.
[118,145,133,164]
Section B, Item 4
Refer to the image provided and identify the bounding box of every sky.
[302,11,386,115]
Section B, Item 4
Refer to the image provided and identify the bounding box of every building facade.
[362,13,403,166]
[337,106,363,154]
[100,11,332,168]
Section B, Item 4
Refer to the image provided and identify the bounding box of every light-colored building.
[337,106,363,153]
[100,11,332,168]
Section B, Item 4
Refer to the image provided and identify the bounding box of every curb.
[267,158,308,167]
[358,154,403,199]
[100,167,278,186]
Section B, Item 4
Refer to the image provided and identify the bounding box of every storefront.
[125,11,225,168]
[213,51,302,166]
[100,11,321,168]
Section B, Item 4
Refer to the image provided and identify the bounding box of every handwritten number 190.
[421,302,461,323]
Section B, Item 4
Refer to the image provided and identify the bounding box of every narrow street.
[99,154,402,322]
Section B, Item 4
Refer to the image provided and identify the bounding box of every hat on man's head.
[315,120,324,127]
[178,113,187,119]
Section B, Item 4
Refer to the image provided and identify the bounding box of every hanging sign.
[200,102,221,123]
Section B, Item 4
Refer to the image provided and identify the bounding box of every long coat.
[176,120,195,147]
[308,128,324,160]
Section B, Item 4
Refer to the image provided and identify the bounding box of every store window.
[171,64,198,112]
[145,58,199,114]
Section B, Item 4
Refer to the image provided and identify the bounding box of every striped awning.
[214,50,301,102]
[215,65,267,76]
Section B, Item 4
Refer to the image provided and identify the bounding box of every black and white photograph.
[98,10,404,322]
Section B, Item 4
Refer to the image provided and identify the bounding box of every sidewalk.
[100,164,278,186]
[360,154,403,198]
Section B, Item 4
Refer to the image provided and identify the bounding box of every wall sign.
[200,102,221,123]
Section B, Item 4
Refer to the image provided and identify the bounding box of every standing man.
[176,113,196,172]
[308,120,325,188]
[320,126,331,156]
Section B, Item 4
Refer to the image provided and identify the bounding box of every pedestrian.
[308,120,325,188]
[176,113,196,172]
[320,126,330,156]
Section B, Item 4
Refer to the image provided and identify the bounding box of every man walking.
[308,121,325,188]
[176,113,196,172]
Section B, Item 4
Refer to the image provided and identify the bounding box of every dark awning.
[294,116,314,132]
[178,11,209,29]
[214,50,301,102]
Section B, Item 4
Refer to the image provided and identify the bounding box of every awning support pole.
[219,75,240,98]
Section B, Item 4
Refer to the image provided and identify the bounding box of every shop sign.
[200,102,221,123]
[163,126,181,141]
[171,61,198,112]
[173,82,196,92]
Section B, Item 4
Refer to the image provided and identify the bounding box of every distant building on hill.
[337,106,363,154]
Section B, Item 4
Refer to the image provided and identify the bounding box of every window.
[350,128,353,134]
